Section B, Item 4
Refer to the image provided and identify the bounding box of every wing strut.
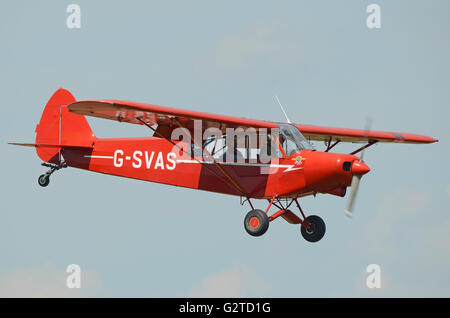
[349,140,378,156]
[325,137,341,152]
[172,118,249,197]
[136,117,249,198]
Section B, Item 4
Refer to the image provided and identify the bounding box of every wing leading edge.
[295,124,438,144]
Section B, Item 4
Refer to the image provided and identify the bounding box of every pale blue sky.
[0,0,448,297]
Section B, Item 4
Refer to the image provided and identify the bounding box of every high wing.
[295,124,438,144]
[68,100,438,144]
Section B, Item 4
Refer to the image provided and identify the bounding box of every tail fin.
[34,88,95,164]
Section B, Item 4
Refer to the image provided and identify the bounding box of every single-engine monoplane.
[10,89,438,242]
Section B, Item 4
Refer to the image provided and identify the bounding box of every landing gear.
[244,209,269,237]
[300,215,326,243]
[38,174,50,187]
[37,162,66,187]
[242,197,327,242]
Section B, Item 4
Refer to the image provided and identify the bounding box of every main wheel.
[38,174,50,187]
[300,215,326,242]
[244,209,269,237]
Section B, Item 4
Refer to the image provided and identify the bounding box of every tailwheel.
[38,174,50,187]
[37,162,67,187]
[300,215,326,243]
[244,209,269,237]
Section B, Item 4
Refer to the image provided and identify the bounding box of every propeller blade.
[345,175,362,219]
[345,117,372,219]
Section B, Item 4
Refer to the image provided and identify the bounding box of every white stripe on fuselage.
[84,155,114,159]
[175,159,303,172]
[83,155,303,172]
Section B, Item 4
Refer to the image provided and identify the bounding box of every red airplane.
[10,89,438,242]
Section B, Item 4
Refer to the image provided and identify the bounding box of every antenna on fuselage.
[275,95,291,124]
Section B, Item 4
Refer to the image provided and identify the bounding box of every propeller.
[345,118,372,219]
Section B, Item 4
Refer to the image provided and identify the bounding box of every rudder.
[35,88,95,164]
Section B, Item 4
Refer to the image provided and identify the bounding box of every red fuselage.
[62,136,367,199]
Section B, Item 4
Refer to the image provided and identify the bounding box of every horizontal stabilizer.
[9,142,93,149]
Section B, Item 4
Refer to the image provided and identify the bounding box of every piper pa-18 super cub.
[10,89,438,242]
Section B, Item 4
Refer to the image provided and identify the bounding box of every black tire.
[300,215,326,243]
[38,174,50,187]
[244,209,269,237]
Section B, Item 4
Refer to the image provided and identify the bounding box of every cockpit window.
[277,123,314,156]
[193,124,312,162]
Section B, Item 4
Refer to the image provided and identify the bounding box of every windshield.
[277,123,314,156]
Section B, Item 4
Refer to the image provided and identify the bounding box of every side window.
[258,132,283,160]
[283,139,298,156]
[203,135,227,159]
[201,130,290,162]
